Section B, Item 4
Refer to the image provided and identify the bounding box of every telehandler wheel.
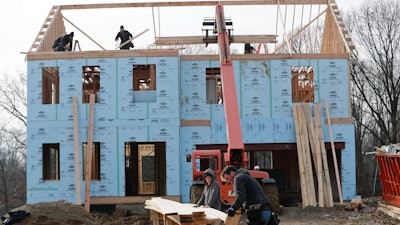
[190,184,204,204]
[262,183,280,213]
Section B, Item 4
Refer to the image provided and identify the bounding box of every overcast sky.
[0,0,365,76]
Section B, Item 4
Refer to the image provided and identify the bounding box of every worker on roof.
[53,32,74,51]
[195,168,221,210]
[244,43,255,54]
[115,25,134,50]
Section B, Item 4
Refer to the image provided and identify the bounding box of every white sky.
[0,0,365,76]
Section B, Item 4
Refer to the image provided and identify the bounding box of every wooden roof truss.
[28,0,354,55]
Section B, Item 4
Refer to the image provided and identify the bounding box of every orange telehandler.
[189,4,279,213]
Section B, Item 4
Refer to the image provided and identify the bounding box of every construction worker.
[115,25,134,49]
[53,32,74,51]
[195,168,221,210]
[244,43,255,54]
[222,165,272,225]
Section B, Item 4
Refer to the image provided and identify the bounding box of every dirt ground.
[2,197,399,225]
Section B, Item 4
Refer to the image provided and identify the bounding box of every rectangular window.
[133,64,156,91]
[82,66,100,103]
[42,67,59,104]
[43,143,60,181]
[206,68,223,104]
[82,142,101,180]
[292,66,314,103]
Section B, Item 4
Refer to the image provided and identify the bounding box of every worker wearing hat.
[195,168,221,210]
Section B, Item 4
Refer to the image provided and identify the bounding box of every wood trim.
[154,35,277,46]
[59,1,329,10]
[90,196,181,205]
[196,142,346,151]
[324,117,353,124]
[180,53,349,60]
[180,120,211,126]
[26,49,179,60]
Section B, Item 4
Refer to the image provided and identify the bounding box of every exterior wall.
[27,55,180,204]
[27,53,356,205]
[179,58,355,202]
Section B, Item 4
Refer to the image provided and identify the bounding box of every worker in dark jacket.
[222,165,272,225]
[53,32,74,51]
[115,25,134,49]
[196,168,221,210]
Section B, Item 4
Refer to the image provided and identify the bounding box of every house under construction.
[26,0,356,208]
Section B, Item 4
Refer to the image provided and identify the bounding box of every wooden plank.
[314,104,334,207]
[299,104,316,207]
[63,16,106,50]
[84,94,95,212]
[72,96,81,205]
[293,105,309,207]
[91,195,181,204]
[324,99,343,204]
[26,50,350,61]
[224,214,241,225]
[378,204,400,220]
[154,35,277,46]
[304,104,324,207]
[180,120,211,126]
[378,204,400,216]
[26,49,180,60]
[59,0,329,10]
[324,117,353,124]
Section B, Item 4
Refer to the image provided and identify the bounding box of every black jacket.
[115,30,133,49]
[231,169,270,210]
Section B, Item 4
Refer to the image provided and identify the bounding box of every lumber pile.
[293,103,340,207]
[378,204,400,221]
[145,197,226,224]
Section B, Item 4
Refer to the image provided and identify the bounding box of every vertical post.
[324,99,343,204]
[72,96,81,205]
[84,94,95,212]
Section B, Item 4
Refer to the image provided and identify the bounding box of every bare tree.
[348,0,400,196]
[0,72,27,154]
[0,132,26,213]
[0,71,27,211]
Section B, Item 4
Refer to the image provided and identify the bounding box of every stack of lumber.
[145,197,226,223]
[378,204,400,220]
[293,103,339,208]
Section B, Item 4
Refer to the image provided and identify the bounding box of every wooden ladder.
[28,6,60,53]
[328,0,355,51]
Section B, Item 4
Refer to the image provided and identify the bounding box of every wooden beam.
[154,35,278,46]
[72,96,81,205]
[324,99,343,204]
[59,1,329,10]
[63,16,106,50]
[84,94,95,212]
[180,120,211,126]
[117,28,149,49]
[324,117,353,124]
[91,196,181,205]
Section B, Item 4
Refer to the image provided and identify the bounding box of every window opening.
[292,66,314,102]
[82,142,101,180]
[82,66,100,103]
[42,67,59,104]
[206,68,223,104]
[133,64,156,91]
[43,143,60,181]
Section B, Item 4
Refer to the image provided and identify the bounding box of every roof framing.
[59,0,330,10]
[27,0,354,56]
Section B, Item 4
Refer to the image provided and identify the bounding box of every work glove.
[225,207,235,217]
